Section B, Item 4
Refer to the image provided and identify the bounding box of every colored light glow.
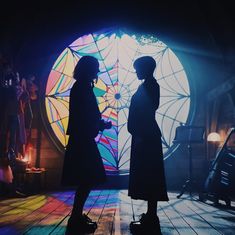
[207,132,221,142]
[0,190,119,234]
[44,29,191,175]
[0,195,48,224]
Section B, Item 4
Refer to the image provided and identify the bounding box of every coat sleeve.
[67,84,102,138]
[127,83,161,137]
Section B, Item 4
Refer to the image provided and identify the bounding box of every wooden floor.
[0,190,235,235]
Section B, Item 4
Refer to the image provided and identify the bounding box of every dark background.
[1,0,234,77]
[1,0,235,189]
[1,0,234,141]
[1,0,235,136]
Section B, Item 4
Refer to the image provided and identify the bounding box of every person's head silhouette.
[133,56,156,80]
[73,56,100,85]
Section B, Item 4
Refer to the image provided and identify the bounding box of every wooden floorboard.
[23,192,74,235]
[185,197,235,235]
[0,190,235,234]
[168,195,221,235]
[119,191,133,235]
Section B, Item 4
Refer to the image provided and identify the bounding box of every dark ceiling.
[1,1,234,70]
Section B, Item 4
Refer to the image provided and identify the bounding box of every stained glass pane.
[44,29,191,175]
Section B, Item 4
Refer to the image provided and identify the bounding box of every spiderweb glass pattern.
[45,29,191,175]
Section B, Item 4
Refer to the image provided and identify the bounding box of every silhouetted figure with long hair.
[128,56,169,234]
[61,56,111,234]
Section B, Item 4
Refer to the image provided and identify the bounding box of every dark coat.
[61,81,106,187]
[128,78,168,201]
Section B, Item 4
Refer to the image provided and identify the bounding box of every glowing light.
[207,132,221,142]
[44,29,191,175]
[23,144,33,167]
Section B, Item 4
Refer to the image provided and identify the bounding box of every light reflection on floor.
[0,190,120,235]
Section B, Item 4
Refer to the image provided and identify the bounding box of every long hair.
[73,56,99,81]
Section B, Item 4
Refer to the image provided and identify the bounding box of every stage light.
[207,132,221,142]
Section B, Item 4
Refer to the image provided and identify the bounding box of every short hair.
[133,56,156,74]
[73,56,99,80]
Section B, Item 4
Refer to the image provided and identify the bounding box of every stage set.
[1,1,235,234]
[0,190,235,234]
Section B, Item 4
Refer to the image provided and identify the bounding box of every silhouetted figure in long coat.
[128,56,168,234]
[61,56,111,234]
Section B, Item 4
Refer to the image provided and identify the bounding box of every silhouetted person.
[128,56,169,234]
[61,56,111,234]
[0,58,26,198]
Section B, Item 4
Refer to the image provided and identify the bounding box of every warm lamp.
[207,132,221,142]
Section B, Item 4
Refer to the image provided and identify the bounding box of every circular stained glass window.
[44,29,192,175]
